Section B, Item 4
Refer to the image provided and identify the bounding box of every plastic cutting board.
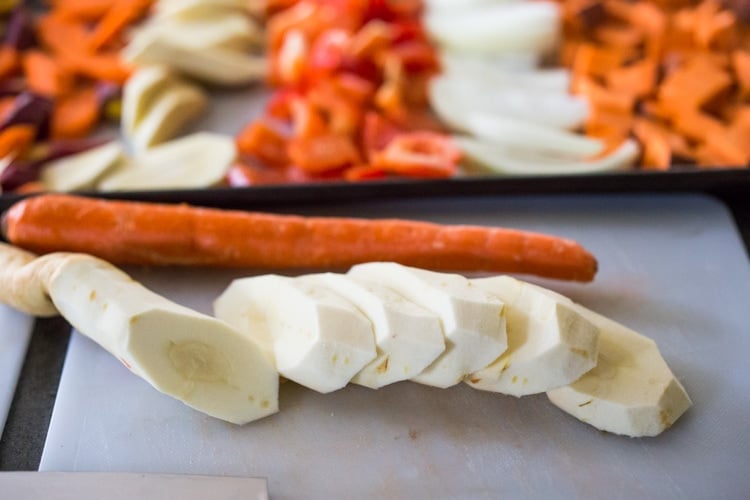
[39,194,750,498]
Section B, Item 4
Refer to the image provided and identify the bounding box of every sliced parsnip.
[348,263,507,388]
[136,13,262,52]
[429,76,589,131]
[214,275,376,393]
[546,307,692,436]
[40,141,124,192]
[129,83,207,152]
[123,31,267,86]
[121,65,175,137]
[98,132,235,191]
[0,244,279,425]
[300,273,446,389]
[466,276,599,396]
[457,137,640,175]
[437,63,571,94]
[465,113,605,159]
[425,2,560,55]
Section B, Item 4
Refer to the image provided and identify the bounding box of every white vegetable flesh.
[348,263,507,388]
[40,141,124,192]
[47,254,279,425]
[467,276,599,396]
[300,273,446,389]
[98,132,236,191]
[214,275,376,393]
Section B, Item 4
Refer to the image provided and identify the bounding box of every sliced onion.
[456,137,640,175]
[465,113,604,159]
[438,56,570,93]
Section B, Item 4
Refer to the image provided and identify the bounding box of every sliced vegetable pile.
[560,0,750,169]
[0,1,152,192]
[0,240,692,437]
[231,0,462,184]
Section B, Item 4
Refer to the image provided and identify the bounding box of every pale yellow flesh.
[40,141,124,192]
[468,276,599,396]
[46,255,279,425]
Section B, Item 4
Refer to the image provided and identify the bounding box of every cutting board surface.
[40,195,750,498]
[0,306,33,437]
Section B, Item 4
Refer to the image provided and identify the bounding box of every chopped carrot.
[632,120,672,170]
[52,0,114,22]
[671,109,725,141]
[60,51,132,84]
[12,181,46,194]
[87,0,154,51]
[732,50,750,98]
[0,125,37,159]
[605,60,658,99]
[287,133,361,173]
[50,87,101,139]
[573,76,635,113]
[658,57,732,110]
[3,194,600,282]
[572,43,628,77]
[22,51,73,97]
[0,47,20,80]
[0,97,16,123]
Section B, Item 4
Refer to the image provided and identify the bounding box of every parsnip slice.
[98,132,235,191]
[121,65,175,137]
[0,244,278,425]
[467,276,599,396]
[348,263,507,388]
[123,32,267,86]
[512,283,693,437]
[456,137,640,175]
[137,14,262,52]
[40,141,124,192]
[129,82,207,152]
[214,275,377,393]
[300,273,446,389]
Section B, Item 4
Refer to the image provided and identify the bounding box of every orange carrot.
[52,0,114,22]
[732,50,750,98]
[632,119,671,170]
[0,125,36,159]
[1,194,599,282]
[0,47,20,80]
[50,87,101,139]
[22,51,73,97]
[87,0,153,51]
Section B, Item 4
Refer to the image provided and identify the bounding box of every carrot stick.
[1,194,599,282]
[50,87,101,139]
[87,0,153,51]
[52,0,114,22]
[22,51,73,97]
[0,125,36,159]
[0,47,20,80]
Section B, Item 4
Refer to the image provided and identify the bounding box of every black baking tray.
[1,168,749,213]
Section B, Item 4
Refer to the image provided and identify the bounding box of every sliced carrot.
[50,87,101,139]
[2,194,599,282]
[573,76,635,113]
[572,43,628,78]
[22,51,73,97]
[732,50,750,98]
[287,133,361,173]
[36,14,91,55]
[632,119,672,170]
[0,125,36,159]
[87,0,154,51]
[53,0,114,22]
[671,109,725,141]
[0,47,20,80]
[0,97,16,123]
[60,51,133,84]
[658,56,732,110]
[605,59,658,99]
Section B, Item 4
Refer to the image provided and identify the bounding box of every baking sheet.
[39,194,750,498]
[0,306,33,438]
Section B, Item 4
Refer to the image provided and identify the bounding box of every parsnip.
[0,243,278,425]
[214,275,377,393]
[121,65,175,137]
[300,273,446,389]
[467,276,599,396]
[137,14,263,52]
[98,132,235,191]
[348,263,507,388]
[40,141,125,192]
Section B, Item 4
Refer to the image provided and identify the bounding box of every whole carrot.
[1,194,598,282]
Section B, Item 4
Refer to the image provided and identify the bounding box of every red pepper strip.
[372,132,462,178]
[288,133,362,173]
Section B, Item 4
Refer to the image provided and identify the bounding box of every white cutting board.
[0,306,33,438]
[40,194,750,498]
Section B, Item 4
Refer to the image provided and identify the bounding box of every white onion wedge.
[98,132,236,191]
[456,137,640,175]
[429,76,589,131]
[465,113,605,159]
[439,50,541,72]
[438,59,570,93]
[425,2,560,55]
